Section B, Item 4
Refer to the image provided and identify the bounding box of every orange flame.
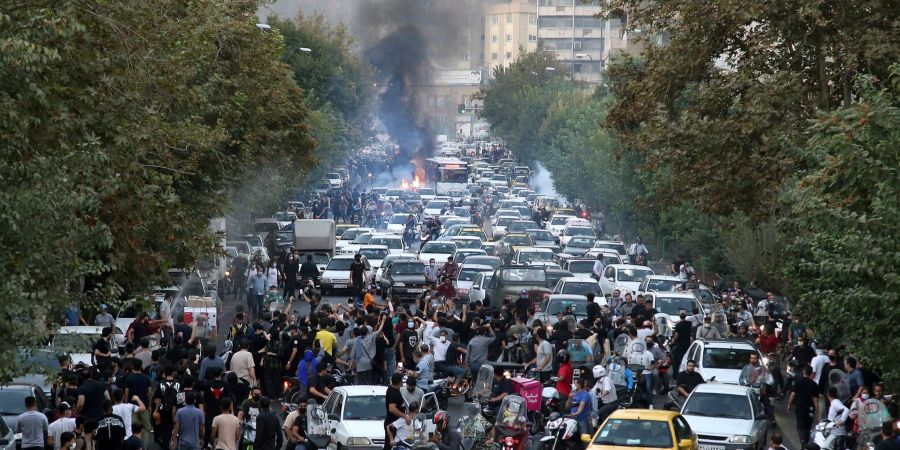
[412,176,421,189]
[401,179,410,189]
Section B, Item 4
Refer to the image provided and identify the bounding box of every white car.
[448,189,468,202]
[373,253,418,285]
[512,247,556,267]
[317,386,442,450]
[418,241,457,268]
[598,264,655,297]
[357,245,390,273]
[54,326,126,367]
[681,383,770,450]
[417,188,437,202]
[491,215,519,238]
[593,240,630,263]
[552,277,603,297]
[468,272,494,304]
[449,236,483,249]
[384,189,403,202]
[559,226,595,247]
[650,291,707,325]
[368,234,405,254]
[638,275,684,297]
[546,214,576,237]
[326,172,343,188]
[423,200,449,217]
[335,228,374,252]
[679,339,762,385]
[321,255,355,294]
[385,214,411,234]
[341,232,375,256]
[454,264,494,298]
[583,249,623,267]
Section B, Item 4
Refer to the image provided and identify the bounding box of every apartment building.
[484,1,539,75]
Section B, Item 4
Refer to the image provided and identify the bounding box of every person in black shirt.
[671,312,693,369]
[307,361,331,403]
[93,328,113,368]
[675,360,705,399]
[787,365,820,447]
[399,321,419,368]
[349,254,368,301]
[299,254,319,284]
[384,373,408,450]
[283,253,300,299]
[514,290,530,322]
[489,371,515,407]
[95,399,126,450]
[76,368,109,420]
[254,397,283,450]
[200,367,231,432]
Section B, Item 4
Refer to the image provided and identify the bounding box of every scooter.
[492,396,530,450]
[541,413,583,450]
[811,421,838,450]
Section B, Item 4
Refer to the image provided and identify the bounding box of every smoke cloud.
[532,162,566,202]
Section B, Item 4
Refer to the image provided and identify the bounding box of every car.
[321,255,355,294]
[326,172,343,188]
[467,272,493,304]
[423,199,450,216]
[336,228,374,252]
[11,350,62,398]
[442,217,471,229]
[484,266,551,307]
[498,233,534,253]
[0,415,15,450]
[599,264,655,297]
[506,220,539,235]
[453,264,494,298]
[456,227,488,241]
[448,189,468,202]
[650,292,708,330]
[335,223,357,239]
[225,240,252,256]
[680,384,769,450]
[537,294,592,326]
[54,326,124,366]
[385,189,403,202]
[524,229,556,247]
[491,215,520,238]
[272,211,298,228]
[679,339,763,385]
[588,409,698,450]
[593,240,630,263]
[368,234,405,254]
[372,253,418,285]
[511,247,557,267]
[380,260,428,301]
[553,277,603,297]
[583,250,624,267]
[489,174,508,186]
[298,252,331,273]
[449,236,483,249]
[0,384,48,432]
[461,255,501,270]
[561,259,599,279]
[357,245,390,272]
[560,226,595,246]
[316,386,442,450]
[400,191,423,207]
[417,188,437,202]
[453,249,488,263]
[545,268,575,290]
[314,180,331,195]
[546,214,576,237]
[341,232,375,255]
[386,213,412,234]
[638,275,685,295]
[563,236,598,256]
[418,242,457,267]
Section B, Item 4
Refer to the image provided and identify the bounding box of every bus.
[425,157,469,193]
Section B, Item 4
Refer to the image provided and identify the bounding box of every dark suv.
[484,266,552,307]
[380,260,428,301]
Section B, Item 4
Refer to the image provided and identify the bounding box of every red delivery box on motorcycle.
[510,377,541,411]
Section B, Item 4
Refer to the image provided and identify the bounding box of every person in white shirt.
[641,342,659,408]
[111,390,145,438]
[48,403,76,450]
[592,254,605,280]
[826,387,849,450]
[592,366,618,425]
[810,349,831,385]
[387,402,420,445]
[628,237,648,261]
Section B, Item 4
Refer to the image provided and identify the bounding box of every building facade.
[484,1,538,75]
[536,0,604,82]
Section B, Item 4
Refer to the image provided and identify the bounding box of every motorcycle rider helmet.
[433,411,449,432]
[593,365,607,379]
[557,349,570,364]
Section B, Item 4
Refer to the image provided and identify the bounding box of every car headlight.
[347,437,373,446]
[393,282,406,287]
[728,435,751,444]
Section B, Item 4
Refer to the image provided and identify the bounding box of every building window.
[491,52,498,60]
[505,51,512,59]
[491,15,498,25]
[463,52,469,61]
[507,13,512,23]
[573,63,583,73]
[506,34,512,42]
[529,15,537,25]
[491,35,497,43]
[528,34,537,42]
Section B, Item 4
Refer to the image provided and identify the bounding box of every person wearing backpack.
[295,350,318,400]
[228,312,248,343]
[152,367,181,449]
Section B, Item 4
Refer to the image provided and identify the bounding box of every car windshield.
[53,333,100,352]
[491,175,507,181]
[592,419,673,448]
[466,257,500,268]
[351,234,373,244]
[654,296,697,315]
[646,279,682,291]
[702,347,757,370]
[326,259,354,270]
[421,243,456,254]
[0,389,30,415]
[327,173,340,180]
[500,268,545,282]
[617,268,653,282]
[596,242,628,254]
[568,261,595,273]
[426,201,449,209]
[390,215,409,224]
[387,189,402,196]
[683,392,752,420]
[503,235,533,246]
[393,263,425,275]
[519,251,553,263]
[551,216,573,225]
[452,239,482,249]
[459,229,486,239]
[359,248,389,260]
[561,283,601,296]
[567,237,597,248]
[370,238,402,249]
[546,299,588,315]
[299,253,330,264]
[401,192,420,201]
[342,395,385,421]
[340,229,365,240]
[507,222,533,232]
[527,230,554,241]
[418,189,435,196]
[273,212,296,221]
[458,269,489,281]
[496,217,517,227]
[565,227,594,237]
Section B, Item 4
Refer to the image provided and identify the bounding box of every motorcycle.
[812,421,839,450]
[666,376,716,411]
[491,395,530,450]
[393,413,431,450]
[460,402,492,450]
[739,365,775,423]
[541,413,584,450]
[853,399,892,450]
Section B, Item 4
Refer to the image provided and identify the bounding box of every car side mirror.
[678,439,693,449]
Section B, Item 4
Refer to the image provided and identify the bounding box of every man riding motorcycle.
[299,254,320,287]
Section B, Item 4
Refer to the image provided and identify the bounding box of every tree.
[0,0,315,378]
[781,67,900,384]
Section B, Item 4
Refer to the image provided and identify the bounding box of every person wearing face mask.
[399,319,420,368]
[238,387,263,447]
[59,432,77,450]
[286,398,311,450]
[283,253,299,300]
[696,316,721,339]
[812,348,844,419]
[793,337,816,367]
[48,402,76,450]
[424,259,438,287]
[401,376,425,408]
[788,365,820,448]
[431,329,463,378]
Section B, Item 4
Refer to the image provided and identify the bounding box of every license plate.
[700,445,725,450]
[407,289,423,293]
[333,284,347,289]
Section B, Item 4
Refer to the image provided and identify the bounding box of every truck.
[293,219,336,257]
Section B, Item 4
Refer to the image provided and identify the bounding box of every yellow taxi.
[498,233,534,252]
[557,207,577,216]
[335,223,357,238]
[458,227,489,242]
[585,409,698,450]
